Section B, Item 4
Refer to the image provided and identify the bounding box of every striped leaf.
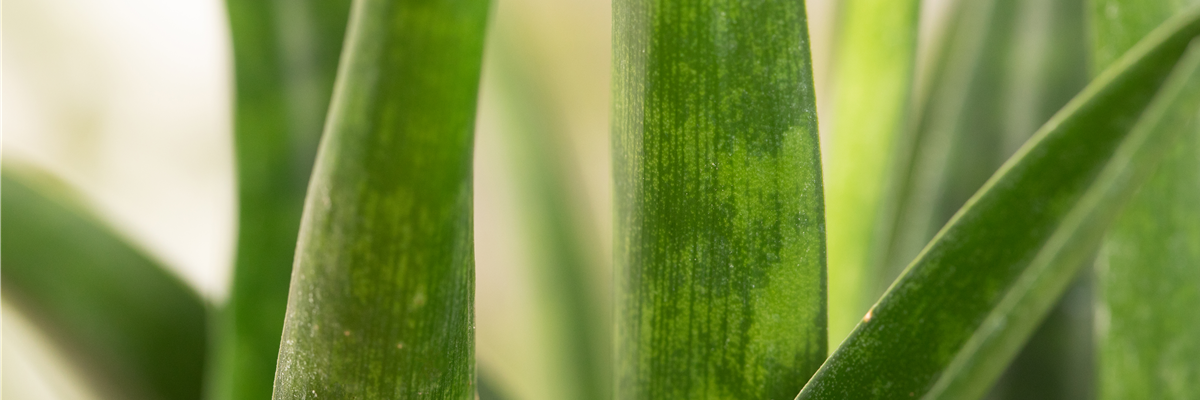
[1,167,208,400]
[613,0,827,398]
[270,0,490,397]
[798,7,1200,399]
[215,0,350,398]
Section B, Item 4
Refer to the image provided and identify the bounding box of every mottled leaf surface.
[271,0,489,397]
[613,0,827,398]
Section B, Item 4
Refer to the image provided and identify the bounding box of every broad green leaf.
[270,0,489,397]
[612,1,826,398]
[215,1,350,399]
[1092,1,1200,399]
[824,0,922,347]
[1,166,208,400]
[484,30,610,400]
[797,8,1200,399]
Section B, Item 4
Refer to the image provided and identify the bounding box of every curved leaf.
[613,0,827,398]
[215,0,351,398]
[1,167,208,400]
[824,0,922,347]
[797,7,1200,399]
[270,0,490,397]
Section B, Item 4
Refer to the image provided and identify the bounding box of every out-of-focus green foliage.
[1092,1,1200,399]
[270,0,489,397]
[485,32,610,400]
[798,9,1200,398]
[824,0,922,347]
[214,0,350,398]
[1,168,209,400]
[877,0,1096,398]
[612,0,827,398]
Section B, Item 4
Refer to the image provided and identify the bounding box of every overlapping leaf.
[798,7,1200,399]
[270,0,490,397]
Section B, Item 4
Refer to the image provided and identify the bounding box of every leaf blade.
[824,0,922,347]
[216,0,351,398]
[270,0,490,397]
[1,167,209,400]
[613,0,828,398]
[797,7,1200,399]
[1092,0,1200,398]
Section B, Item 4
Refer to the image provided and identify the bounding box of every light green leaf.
[270,0,489,397]
[1,167,208,400]
[824,0,922,347]
[797,7,1200,399]
[484,29,610,400]
[1092,1,1200,399]
[612,0,827,398]
[214,1,351,399]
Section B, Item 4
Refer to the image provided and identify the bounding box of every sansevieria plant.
[3,0,1198,399]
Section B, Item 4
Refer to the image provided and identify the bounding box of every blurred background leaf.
[612,0,828,398]
[1,166,210,400]
[1091,1,1200,399]
[798,9,1200,398]
[211,0,350,399]
[824,0,922,348]
[476,22,611,400]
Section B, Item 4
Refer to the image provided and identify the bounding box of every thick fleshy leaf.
[270,0,489,397]
[214,1,350,398]
[1,167,208,400]
[612,0,827,398]
[824,0,922,347]
[797,8,1200,399]
[1092,1,1200,399]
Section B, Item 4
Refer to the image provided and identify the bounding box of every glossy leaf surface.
[216,0,351,398]
[1,168,208,400]
[271,0,489,397]
[797,8,1200,399]
[1092,1,1200,399]
[613,0,827,398]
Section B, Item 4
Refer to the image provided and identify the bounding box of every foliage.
[4,0,1199,399]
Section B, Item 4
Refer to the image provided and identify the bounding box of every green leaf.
[824,0,922,347]
[270,0,489,397]
[1092,1,1200,399]
[484,29,610,400]
[1,167,208,400]
[215,1,351,399]
[612,0,827,398]
[797,7,1200,399]
[871,0,1097,398]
